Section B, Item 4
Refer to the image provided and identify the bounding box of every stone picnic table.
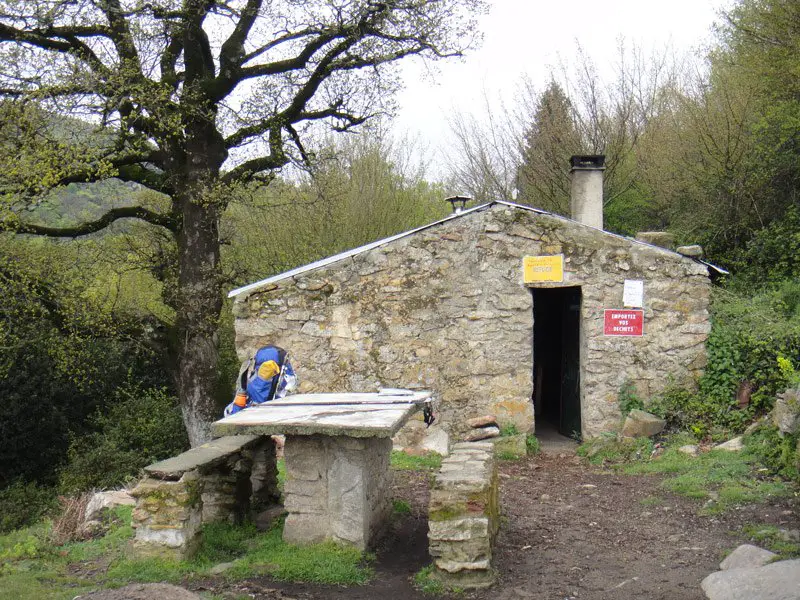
[210,390,432,549]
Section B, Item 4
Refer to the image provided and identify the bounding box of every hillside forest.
[0,0,799,532]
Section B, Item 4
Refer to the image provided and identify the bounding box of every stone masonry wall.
[428,441,499,588]
[282,434,392,549]
[234,205,711,438]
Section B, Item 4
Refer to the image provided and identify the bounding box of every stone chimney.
[569,155,605,229]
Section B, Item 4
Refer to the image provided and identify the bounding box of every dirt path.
[192,453,799,600]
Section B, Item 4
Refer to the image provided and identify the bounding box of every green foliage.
[745,426,800,483]
[732,207,800,286]
[623,446,793,514]
[618,380,645,416]
[219,521,373,584]
[0,235,172,490]
[277,458,286,492]
[0,480,58,534]
[577,436,654,466]
[58,383,188,493]
[413,565,446,595]
[648,286,800,439]
[500,423,520,436]
[390,451,443,472]
[392,499,412,515]
[525,434,541,456]
[0,510,372,597]
[222,135,448,288]
[496,451,520,461]
[777,355,800,388]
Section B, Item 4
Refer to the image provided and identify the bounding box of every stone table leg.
[282,434,392,550]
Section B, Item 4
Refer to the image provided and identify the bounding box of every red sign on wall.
[604,309,644,336]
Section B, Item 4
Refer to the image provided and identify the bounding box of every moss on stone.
[429,503,467,522]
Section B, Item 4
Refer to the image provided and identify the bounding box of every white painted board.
[623,279,644,308]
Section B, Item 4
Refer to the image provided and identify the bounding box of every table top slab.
[211,391,431,438]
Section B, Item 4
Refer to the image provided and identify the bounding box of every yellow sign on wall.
[523,255,564,283]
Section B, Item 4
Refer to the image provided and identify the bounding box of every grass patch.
[277,458,286,491]
[500,423,520,436]
[577,436,653,465]
[105,556,193,586]
[577,435,796,515]
[623,446,794,514]
[497,451,521,461]
[105,519,373,586]
[0,507,373,598]
[413,564,445,595]
[741,524,800,559]
[223,522,373,584]
[392,499,411,515]
[525,434,540,456]
[391,451,442,472]
[0,520,108,600]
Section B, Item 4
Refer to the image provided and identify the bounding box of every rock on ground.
[466,415,498,429]
[421,426,450,456]
[773,388,800,435]
[701,559,800,600]
[81,490,135,536]
[714,437,744,452]
[464,426,500,442]
[75,583,201,599]
[621,410,666,438]
[678,445,700,456]
[719,544,777,570]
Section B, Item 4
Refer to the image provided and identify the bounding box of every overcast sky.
[392,0,732,177]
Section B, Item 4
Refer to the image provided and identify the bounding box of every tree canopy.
[0,0,486,445]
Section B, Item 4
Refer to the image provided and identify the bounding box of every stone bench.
[130,435,279,560]
[427,441,499,589]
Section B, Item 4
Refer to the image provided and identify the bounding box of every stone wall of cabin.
[233,205,711,438]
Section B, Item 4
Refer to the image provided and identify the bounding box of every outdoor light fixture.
[445,195,471,214]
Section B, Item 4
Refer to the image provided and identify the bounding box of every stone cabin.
[229,157,721,441]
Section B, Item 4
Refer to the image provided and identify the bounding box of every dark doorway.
[532,287,581,437]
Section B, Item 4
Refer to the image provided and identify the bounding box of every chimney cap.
[570,155,605,171]
[444,195,471,214]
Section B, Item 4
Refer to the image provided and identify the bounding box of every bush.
[618,379,645,416]
[745,426,800,483]
[649,285,800,439]
[59,383,189,493]
[0,480,57,533]
[526,434,541,455]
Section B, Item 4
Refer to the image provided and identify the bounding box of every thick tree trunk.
[174,186,224,447]
[171,75,229,446]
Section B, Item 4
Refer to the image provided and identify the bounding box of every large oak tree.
[0,0,484,445]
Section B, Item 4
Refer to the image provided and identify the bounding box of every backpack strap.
[267,347,288,401]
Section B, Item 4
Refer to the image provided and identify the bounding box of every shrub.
[649,285,800,439]
[618,379,644,416]
[745,426,800,483]
[59,383,188,493]
[500,423,520,436]
[49,493,91,545]
[0,480,57,533]
[525,434,541,455]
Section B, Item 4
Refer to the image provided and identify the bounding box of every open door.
[532,287,581,437]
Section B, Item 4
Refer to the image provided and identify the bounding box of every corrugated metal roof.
[228,200,727,299]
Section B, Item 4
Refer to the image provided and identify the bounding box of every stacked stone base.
[131,435,279,560]
[428,441,499,588]
[283,434,392,549]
